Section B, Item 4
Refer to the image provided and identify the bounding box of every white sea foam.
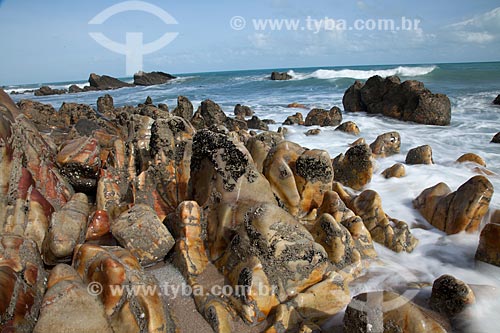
[288,65,437,80]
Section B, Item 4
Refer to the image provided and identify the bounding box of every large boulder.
[343,75,451,125]
[429,274,475,318]
[88,73,133,90]
[406,145,433,165]
[133,70,176,85]
[283,112,304,125]
[413,176,493,234]
[270,71,292,80]
[304,107,342,127]
[476,222,500,267]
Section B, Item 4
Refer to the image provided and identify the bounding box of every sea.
[5,62,500,331]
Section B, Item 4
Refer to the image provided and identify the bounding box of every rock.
[271,71,292,80]
[287,102,307,109]
[343,75,451,126]
[246,131,284,172]
[33,264,113,333]
[304,107,342,127]
[283,112,304,125]
[191,99,247,131]
[342,187,418,252]
[34,85,67,96]
[263,142,334,217]
[370,131,401,158]
[493,94,500,105]
[456,153,486,167]
[85,210,111,241]
[112,204,175,266]
[350,137,366,146]
[158,103,169,111]
[413,175,494,234]
[305,128,321,136]
[247,115,269,130]
[234,104,254,118]
[73,244,176,332]
[68,84,83,93]
[56,136,101,193]
[344,291,449,333]
[42,193,89,264]
[381,163,406,178]
[17,99,61,131]
[406,145,433,165]
[144,96,153,105]
[429,274,475,318]
[133,71,176,86]
[335,121,360,135]
[490,132,500,143]
[332,144,373,190]
[59,102,98,127]
[172,95,194,121]
[97,94,114,115]
[88,73,133,90]
[475,222,500,267]
[0,235,47,332]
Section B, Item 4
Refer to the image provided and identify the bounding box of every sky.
[0,0,499,85]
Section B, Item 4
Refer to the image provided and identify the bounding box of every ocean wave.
[288,65,437,80]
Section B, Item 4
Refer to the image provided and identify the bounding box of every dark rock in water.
[283,112,304,125]
[246,115,268,130]
[145,96,154,105]
[88,73,133,90]
[430,274,475,318]
[34,85,67,96]
[382,163,406,178]
[262,119,276,125]
[491,132,500,143]
[234,103,254,118]
[335,121,360,135]
[97,94,114,115]
[172,95,193,120]
[406,145,433,165]
[82,86,98,92]
[271,71,292,80]
[133,71,176,86]
[305,107,342,126]
[287,102,307,109]
[305,128,321,136]
[343,75,451,125]
[68,84,83,93]
[493,94,500,105]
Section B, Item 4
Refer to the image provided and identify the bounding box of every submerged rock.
[34,85,67,96]
[343,75,451,125]
[305,128,321,136]
[335,121,360,135]
[456,153,486,167]
[382,163,406,179]
[413,175,493,234]
[406,145,433,165]
[270,71,292,80]
[344,291,449,333]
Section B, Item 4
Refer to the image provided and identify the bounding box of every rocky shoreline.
[0,73,499,333]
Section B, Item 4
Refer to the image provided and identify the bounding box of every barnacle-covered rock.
[413,176,493,234]
[0,235,47,332]
[73,244,176,333]
[332,144,373,190]
[33,264,113,333]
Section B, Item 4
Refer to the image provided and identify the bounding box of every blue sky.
[0,0,499,85]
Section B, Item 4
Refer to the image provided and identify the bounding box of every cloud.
[447,7,500,44]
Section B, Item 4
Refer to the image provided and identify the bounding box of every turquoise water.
[5,62,500,331]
